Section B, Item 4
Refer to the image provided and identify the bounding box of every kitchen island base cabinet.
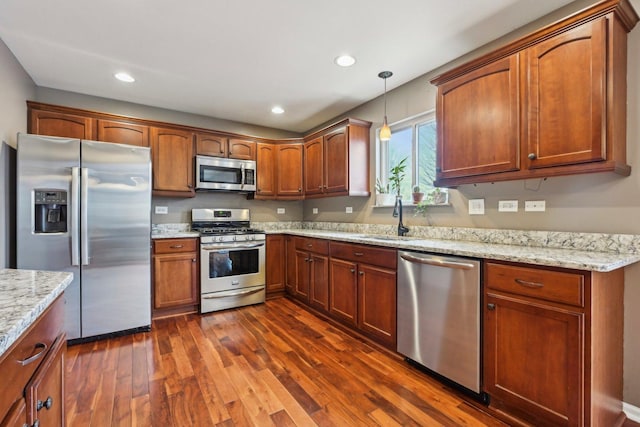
[152,238,199,319]
[484,261,625,427]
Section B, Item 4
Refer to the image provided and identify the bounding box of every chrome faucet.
[392,196,409,236]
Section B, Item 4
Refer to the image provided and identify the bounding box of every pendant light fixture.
[378,71,393,142]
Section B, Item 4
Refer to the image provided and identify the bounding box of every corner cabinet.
[304,118,372,198]
[152,238,199,318]
[432,0,638,187]
[483,261,625,427]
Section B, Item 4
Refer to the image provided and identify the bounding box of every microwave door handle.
[240,163,245,189]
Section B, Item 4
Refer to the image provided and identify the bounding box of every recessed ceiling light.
[114,72,135,83]
[335,55,356,67]
[271,106,285,114]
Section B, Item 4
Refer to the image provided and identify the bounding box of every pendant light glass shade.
[378,71,393,142]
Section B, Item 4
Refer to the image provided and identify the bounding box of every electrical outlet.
[525,200,546,212]
[312,208,318,214]
[155,206,168,214]
[277,208,285,214]
[468,199,485,215]
[498,200,518,212]
[345,207,353,214]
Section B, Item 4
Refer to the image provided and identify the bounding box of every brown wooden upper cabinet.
[256,142,304,200]
[196,133,256,160]
[303,118,371,198]
[28,107,95,140]
[150,127,195,196]
[97,119,149,147]
[431,1,638,187]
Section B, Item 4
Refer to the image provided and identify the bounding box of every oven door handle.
[201,243,265,251]
[202,288,264,299]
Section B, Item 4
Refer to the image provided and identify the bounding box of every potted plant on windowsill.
[375,178,395,206]
[412,185,424,203]
[389,157,407,199]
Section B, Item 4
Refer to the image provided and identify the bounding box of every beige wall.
[0,38,36,268]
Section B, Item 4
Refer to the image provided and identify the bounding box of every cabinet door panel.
[304,137,324,195]
[196,133,227,157]
[526,18,606,169]
[277,144,304,198]
[294,250,310,301]
[437,55,519,180]
[358,264,396,348]
[153,253,198,309]
[26,334,66,427]
[329,258,357,326]
[484,294,583,426]
[97,120,149,147]
[228,139,256,160]
[285,236,296,294]
[256,143,276,198]
[323,129,349,194]
[266,235,285,295]
[1,398,27,427]
[30,110,95,140]
[309,254,329,312]
[151,127,194,192]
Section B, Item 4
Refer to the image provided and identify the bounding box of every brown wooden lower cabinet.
[266,235,285,298]
[0,296,65,427]
[289,237,329,311]
[152,238,199,318]
[483,260,625,427]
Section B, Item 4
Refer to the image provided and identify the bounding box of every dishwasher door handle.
[400,253,476,270]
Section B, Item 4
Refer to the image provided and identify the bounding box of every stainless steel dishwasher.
[397,250,483,398]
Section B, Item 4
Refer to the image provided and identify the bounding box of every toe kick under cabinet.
[483,260,625,427]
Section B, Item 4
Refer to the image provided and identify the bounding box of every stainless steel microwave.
[195,155,256,192]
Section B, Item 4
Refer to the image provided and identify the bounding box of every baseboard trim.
[624,402,640,423]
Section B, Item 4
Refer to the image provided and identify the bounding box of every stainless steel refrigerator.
[16,133,151,341]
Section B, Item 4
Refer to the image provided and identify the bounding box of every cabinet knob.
[192,258,197,262]
[298,188,302,192]
[31,420,40,427]
[528,153,537,160]
[359,271,364,276]
[487,303,496,311]
[350,268,355,273]
[37,396,53,411]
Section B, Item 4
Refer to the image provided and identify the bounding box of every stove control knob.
[218,236,224,242]
[233,235,237,241]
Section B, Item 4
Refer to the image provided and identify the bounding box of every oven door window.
[208,248,259,278]
[200,165,242,185]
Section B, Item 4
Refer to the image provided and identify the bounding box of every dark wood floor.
[64,297,635,426]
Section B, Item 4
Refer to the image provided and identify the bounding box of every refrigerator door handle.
[81,167,90,265]
[71,167,81,266]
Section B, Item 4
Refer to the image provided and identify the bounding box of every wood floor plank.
[66,297,514,427]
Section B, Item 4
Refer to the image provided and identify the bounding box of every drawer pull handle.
[515,278,544,288]
[353,252,364,256]
[19,342,48,366]
[37,397,53,411]
[170,245,184,249]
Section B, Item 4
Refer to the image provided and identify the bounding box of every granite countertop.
[0,269,73,359]
[151,231,200,239]
[273,229,640,272]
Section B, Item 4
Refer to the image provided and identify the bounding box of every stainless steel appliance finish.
[17,133,152,341]
[192,208,266,313]
[397,250,481,394]
[195,156,256,192]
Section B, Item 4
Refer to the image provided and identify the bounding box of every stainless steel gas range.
[191,208,266,313]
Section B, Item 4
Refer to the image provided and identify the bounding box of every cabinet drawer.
[330,242,397,269]
[485,262,585,307]
[0,296,63,419]
[154,238,197,254]
[294,237,329,255]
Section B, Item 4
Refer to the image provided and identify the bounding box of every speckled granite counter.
[151,231,200,239]
[0,269,73,358]
[267,229,640,272]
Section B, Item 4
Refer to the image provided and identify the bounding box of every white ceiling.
[0,0,578,133]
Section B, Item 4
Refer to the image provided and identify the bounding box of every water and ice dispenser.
[34,189,68,233]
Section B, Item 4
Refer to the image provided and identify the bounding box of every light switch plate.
[498,200,518,212]
[345,207,353,214]
[312,208,318,214]
[468,199,485,215]
[277,208,285,214]
[525,200,546,212]
[155,206,168,214]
